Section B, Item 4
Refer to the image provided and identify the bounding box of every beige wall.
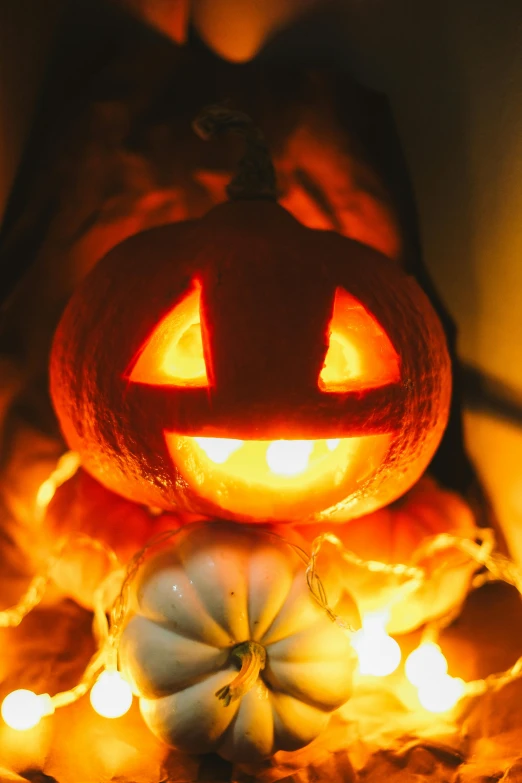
[326,1,522,558]
[333,2,522,387]
[2,0,522,555]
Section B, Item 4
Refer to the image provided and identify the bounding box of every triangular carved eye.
[130,280,209,387]
[319,287,400,392]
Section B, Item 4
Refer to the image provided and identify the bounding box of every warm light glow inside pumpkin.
[130,281,208,387]
[129,283,400,393]
[167,431,391,519]
[319,287,400,392]
[194,435,344,476]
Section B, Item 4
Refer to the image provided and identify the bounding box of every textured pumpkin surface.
[297,476,479,634]
[50,199,451,522]
[119,521,358,762]
[42,468,200,608]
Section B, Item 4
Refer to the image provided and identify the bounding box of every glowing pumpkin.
[50,107,451,523]
[118,521,358,761]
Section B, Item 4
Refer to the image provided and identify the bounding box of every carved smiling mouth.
[165,433,392,521]
[193,436,343,476]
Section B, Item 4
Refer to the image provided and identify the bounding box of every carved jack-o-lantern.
[50,108,451,524]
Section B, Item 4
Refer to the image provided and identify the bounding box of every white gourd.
[119,521,358,762]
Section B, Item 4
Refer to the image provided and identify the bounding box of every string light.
[35,451,81,519]
[306,528,522,714]
[90,671,133,719]
[1,690,54,730]
[0,576,131,731]
[405,642,448,686]
[352,611,402,676]
[2,456,522,731]
[404,641,464,713]
[417,674,465,713]
[0,451,130,731]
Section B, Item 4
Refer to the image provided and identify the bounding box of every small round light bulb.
[353,631,402,676]
[90,671,133,719]
[352,611,401,677]
[417,674,465,713]
[1,689,53,730]
[405,642,448,687]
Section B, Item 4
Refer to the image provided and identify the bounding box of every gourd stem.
[192,105,278,202]
[215,640,267,707]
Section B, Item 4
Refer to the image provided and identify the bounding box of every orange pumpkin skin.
[50,199,451,523]
[296,477,478,634]
[42,469,198,608]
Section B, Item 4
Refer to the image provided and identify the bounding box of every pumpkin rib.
[140,670,240,754]
[265,619,356,665]
[217,682,276,763]
[135,552,236,647]
[246,543,301,641]
[264,658,353,712]
[258,565,337,647]
[270,691,331,752]
[118,616,228,698]
[178,546,251,644]
[174,523,266,642]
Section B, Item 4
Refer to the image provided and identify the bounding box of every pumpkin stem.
[192,105,278,202]
[215,640,267,707]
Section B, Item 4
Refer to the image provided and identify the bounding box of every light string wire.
[0,451,84,629]
[106,524,329,659]
[0,518,344,716]
[1,450,522,721]
[0,536,120,720]
[305,531,426,628]
[106,527,185,670]
[305,527,522,699]
[0,451,119,715]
